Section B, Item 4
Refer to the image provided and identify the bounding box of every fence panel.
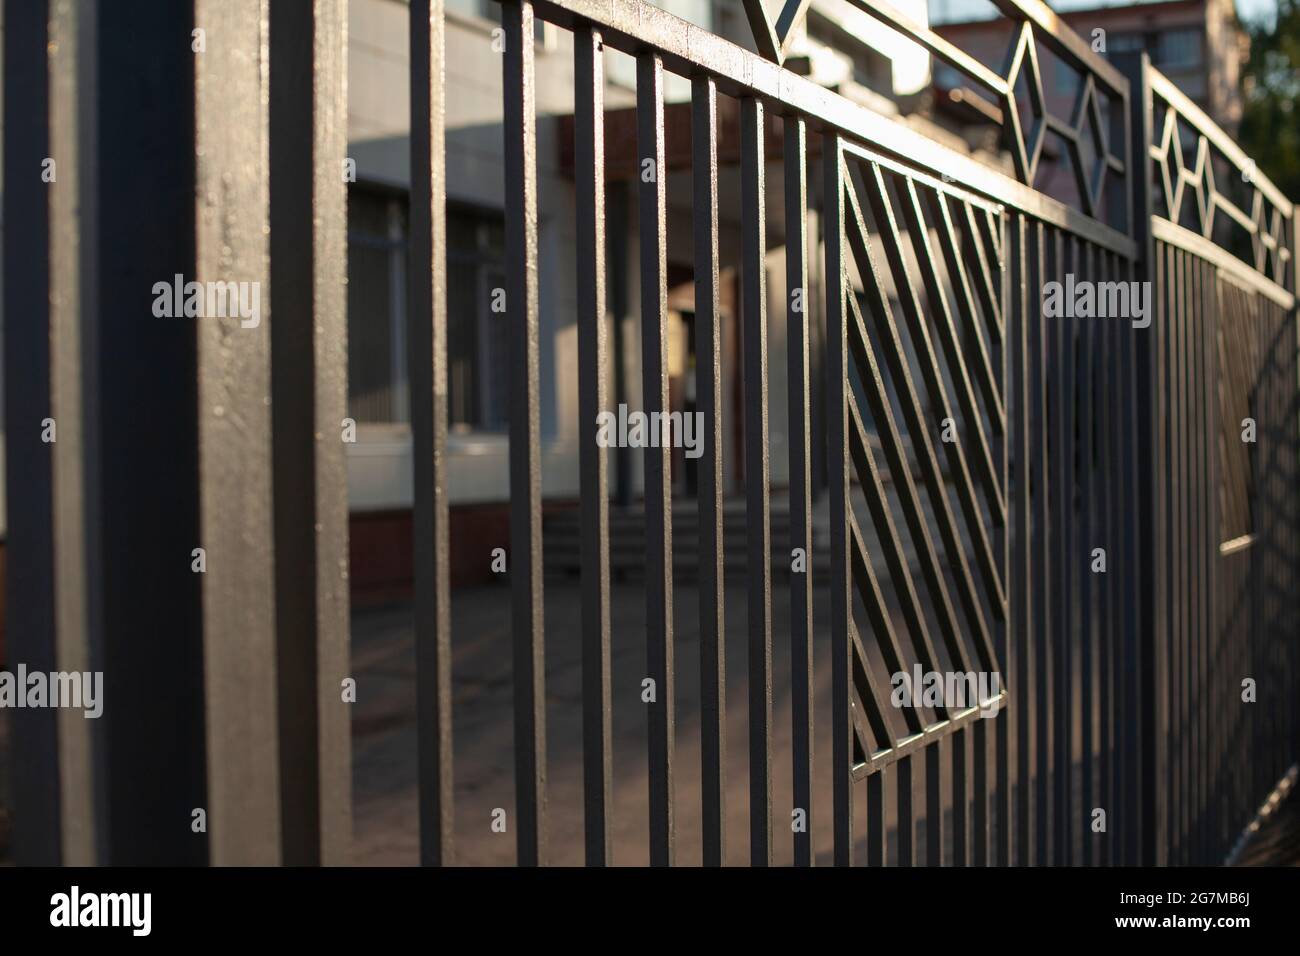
[3,0,1298,869]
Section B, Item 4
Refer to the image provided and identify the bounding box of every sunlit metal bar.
[503,0,547,866]
[638,51,675,867]
[741,96,773,867]
[409,0,455,868]
[195,0,281,865]
[785,116,815,868]
[270,0,352,867]
[823,135,853,867]
[692,74,726,868]
[574,24,613,867]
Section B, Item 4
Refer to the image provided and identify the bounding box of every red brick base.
[349,502,573,607]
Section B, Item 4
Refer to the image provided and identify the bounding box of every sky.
[929,0,1278,28]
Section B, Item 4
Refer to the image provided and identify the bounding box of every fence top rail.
[1149,66,1292,219]
[520,0,1138,257]
[986,0,1127,98]
[1145,62,1294,293]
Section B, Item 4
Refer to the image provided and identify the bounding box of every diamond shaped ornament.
[742,0,814,65]
[1001,23,1046,185]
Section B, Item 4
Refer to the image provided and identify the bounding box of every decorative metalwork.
[741,0,814,66]
[822,0,1129,222]
[3,0,1297,874]
[1149,66,1294,288]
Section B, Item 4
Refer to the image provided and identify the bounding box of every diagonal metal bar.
[846,165,999,672]
[842,215,974,680]
[960,200,1006,344]
[850,617,899,750]
[890,177,1007,617]
[844,294,958,712]
[848,508,927,736]
[930,191,1007,432]
[897,179,1005,513]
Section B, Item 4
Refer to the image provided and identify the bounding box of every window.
[347,187,409,424]
[447,206,509,431]
[1107,32,1146,55]
[446,0,547,41]
[1102,30,1200,71]
[345,188,509,432]
[1157,29,1202,70]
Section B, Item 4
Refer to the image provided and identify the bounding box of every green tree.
[1239,0,1300,200]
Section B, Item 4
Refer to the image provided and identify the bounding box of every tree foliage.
[1239,0,1300,200]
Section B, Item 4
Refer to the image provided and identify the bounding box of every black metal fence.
[3,0,1297,866]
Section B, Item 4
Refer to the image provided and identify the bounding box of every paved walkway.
[351,579,845,865]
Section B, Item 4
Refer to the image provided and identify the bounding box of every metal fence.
[3,0,1297,866]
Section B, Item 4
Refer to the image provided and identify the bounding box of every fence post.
[1116,50,1165,867]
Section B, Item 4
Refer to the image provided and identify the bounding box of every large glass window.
[347,187,408,424]
[346,187,508,431]
[447,206,509,431]
[1157,29,1203,70]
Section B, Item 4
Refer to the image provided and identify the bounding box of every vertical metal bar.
[1078,240,1094,867]
[194,0,281,865]
[48,0,101,867]
[997,208,1012,868]
[1199,260,1212,860]
[1033,221,1054,866]
[692,76,726,868]
[867,768,886,866]
[973,717,989,865]
[503,0,547,866]
[574,25,612,867]
[1183,246,1198,860]
[741,96,773,867]
[79,0,206,865]
[1177,243,1191,863]
[1117,52,1163,866]
[610,181,633,508]
[1011,212,1034,866]
[3,0,58,866]
[1201,254,1211,858]
[1152,239,1170,865]
[926,738,945,866]
[785,116,815,869]
[824,134,853,867]
[410,0,455,867]
[270,0,352,866]
[953,728,970,866]
[897,756,915,867]
[1172,245,1186,863]
[1117,248,1133,864]
[1052,229,1071,867]
[1097,251,1113,867]
[1106,251,1121,864]
[638,51,674,867]
[1190,252,1204,861]
[5,0,97,866]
